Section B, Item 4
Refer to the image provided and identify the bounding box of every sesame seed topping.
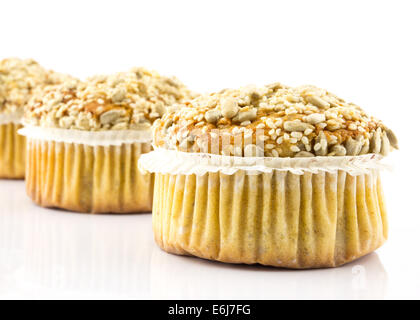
[152,82,397,157]
[24,67,193,131]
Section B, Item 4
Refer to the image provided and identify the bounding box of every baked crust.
[0,58,71,114]
[154,83,398,157]
[24,68,193,131]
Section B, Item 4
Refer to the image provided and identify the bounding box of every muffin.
[20,68,192,213]
[139,83,398,268]
[0,58,66,179]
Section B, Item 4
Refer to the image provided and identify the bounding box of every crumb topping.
[0,58,68,115]
[154,83,398,157]
[24,67,193,131]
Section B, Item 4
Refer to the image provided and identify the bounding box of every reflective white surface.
[0,178,419,300]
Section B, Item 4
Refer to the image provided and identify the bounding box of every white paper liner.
[18,126,152,146]
[138,148,391,176]
[0,110,23,125]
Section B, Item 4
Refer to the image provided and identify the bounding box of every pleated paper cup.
[0,115,26,179]
[20,126,154,214]
[140,149,389,268]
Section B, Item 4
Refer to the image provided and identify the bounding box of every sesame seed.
[257,135,269,141]
[348,123,357,130]
[291,131,303,139]
[266,119,276,129]
[275,120,283,127]
[304,128,313,135]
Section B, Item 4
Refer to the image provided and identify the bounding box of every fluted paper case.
[0,112,26,178]
[19,126,154,213]
[139,148,389,269]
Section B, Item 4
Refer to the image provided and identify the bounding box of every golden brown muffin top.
[0,58,67,115]
[24,68,193,131]
[154,83,398,157]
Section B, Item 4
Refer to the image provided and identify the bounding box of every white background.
[1,0,419,299]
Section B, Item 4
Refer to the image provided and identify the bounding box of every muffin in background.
[140,83,398,268]
[0,58,70,179]
[20,68,192,213]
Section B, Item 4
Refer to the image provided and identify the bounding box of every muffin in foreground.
[0,58,66,179]
[20,68,192,213]
[139,83,398,268]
